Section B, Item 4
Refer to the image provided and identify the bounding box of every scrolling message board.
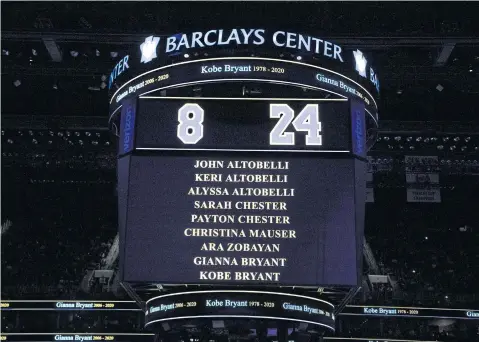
[343,305,479,320]
[145,290,335,331]
[119,154,365,286]
[109,58,379,123]
[134,97,364,156]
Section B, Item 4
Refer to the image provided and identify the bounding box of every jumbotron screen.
[118,152,366,286]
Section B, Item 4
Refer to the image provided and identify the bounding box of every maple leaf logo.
[140,36,160,63]
[353,49,368,78]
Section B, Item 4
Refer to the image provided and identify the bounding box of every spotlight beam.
[42,37,63,62]
[434,42,455,67]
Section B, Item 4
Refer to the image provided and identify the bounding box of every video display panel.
[119,154,365,286]
[134,98,360,154]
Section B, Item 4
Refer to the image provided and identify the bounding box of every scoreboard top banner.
[107,29,381,134]
[108,29,380,95]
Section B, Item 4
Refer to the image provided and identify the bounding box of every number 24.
[176,103,322,146]
[269,104,322,146]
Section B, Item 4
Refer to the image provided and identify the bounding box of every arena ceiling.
[1,2,479,123]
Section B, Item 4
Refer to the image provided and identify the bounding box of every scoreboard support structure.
[120,281,147,313]
[334,287,362,317]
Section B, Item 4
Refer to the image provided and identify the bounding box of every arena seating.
[1,168,117,299]
[3,311,477,341]
[342,315,478,342]
[365,190,479,305]
[1,133,478,342]
[2,160,479,305]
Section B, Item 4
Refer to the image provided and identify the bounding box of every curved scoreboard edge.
[108,57,379,129]
[144,290,336,332]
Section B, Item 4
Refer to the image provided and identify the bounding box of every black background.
[145,291,335,330]
[136,98,352,152]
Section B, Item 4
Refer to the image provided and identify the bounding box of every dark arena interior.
[1,2,479,342]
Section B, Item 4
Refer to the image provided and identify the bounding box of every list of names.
[184,159,297,283]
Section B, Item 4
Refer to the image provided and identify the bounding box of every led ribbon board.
[109,29,380,97]
[109,57,379,127]
[3,302,478,320]
[342,305,479,320]
[144,290,335,331]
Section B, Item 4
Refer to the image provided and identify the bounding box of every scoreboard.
[117,97,366,287]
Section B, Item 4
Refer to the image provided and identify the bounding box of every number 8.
[177,103,204,144]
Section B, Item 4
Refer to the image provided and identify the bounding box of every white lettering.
[194,200,231,210]
[191,214,235,224]
[272,31,286,47]
[165,36,177,53]
[253,29,265,45]
[240,257,287,267]
[194,256,239,266]
[235,201,287,211]
[185,228,246,238]
[195,173,223,182]
[140,29,347,63]
[234,272,280,282]
[200,271,231,280]
[226,243,280,253]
